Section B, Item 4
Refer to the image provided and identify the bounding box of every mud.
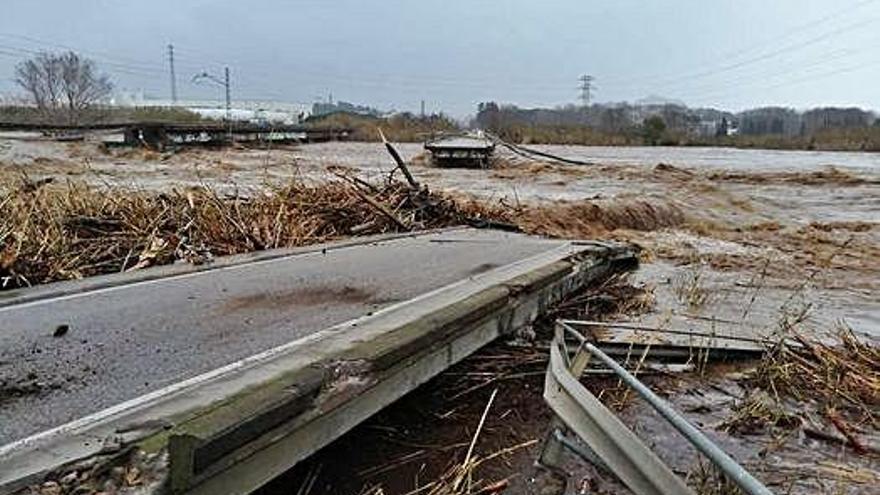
[223,285,379,312]
[466,262,501,276]
[0,378,62,406]
[0,334,99,409]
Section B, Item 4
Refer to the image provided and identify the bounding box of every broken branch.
[378,127,419,189]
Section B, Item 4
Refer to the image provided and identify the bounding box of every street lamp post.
[193,67,232,142]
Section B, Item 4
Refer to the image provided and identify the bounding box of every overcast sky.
[0,0,878,116]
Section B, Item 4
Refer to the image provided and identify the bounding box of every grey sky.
[1,0,878,117]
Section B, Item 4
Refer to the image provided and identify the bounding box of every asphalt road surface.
[0,229,563,444]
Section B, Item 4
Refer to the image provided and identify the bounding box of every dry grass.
[354,381,536,495]
[307,112,458,142]
[0,173,504,290]
[0,165,694,292]
[672,264,711,310]
[549,272,654,322]
[719,321,879,462]
[721,390,800,435]
[754,325,880,427]
[368,441,535,495]
[686,460,746,495]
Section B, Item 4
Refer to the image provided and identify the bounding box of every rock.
[102,479,118,492]
[40,481,61,495]
[59,471,78,485]
[109,466,126,480]
[71,486,95,495]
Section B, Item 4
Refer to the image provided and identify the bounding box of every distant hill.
[635,95,686,107]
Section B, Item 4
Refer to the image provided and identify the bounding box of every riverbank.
[486,123,880,152]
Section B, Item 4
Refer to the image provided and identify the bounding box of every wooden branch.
[352,187,409,231]
[378,127,419,189]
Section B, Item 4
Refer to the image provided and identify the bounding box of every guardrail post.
[537,420,566,469]
[544,322,696,495]
[169,433,200,493]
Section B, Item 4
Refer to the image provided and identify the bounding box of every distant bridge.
[0,121,350,148]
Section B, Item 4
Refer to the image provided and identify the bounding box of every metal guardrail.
[540,320,773,495]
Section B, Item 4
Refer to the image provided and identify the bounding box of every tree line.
[474,101,880,150]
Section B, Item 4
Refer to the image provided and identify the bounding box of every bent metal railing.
[540,320,773,495]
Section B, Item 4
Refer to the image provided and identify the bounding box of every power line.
[172,45,574,92]
[0,32,167,74]
[671,44,872,98]
[0,31,572,100]
[713,0,879,63]
[0,38,280,103]
[763,58,880,91]
[605,0,879,88]
[622,16,877,95]
[192,67,232,133]
[0,42,164,78]
[683,56,880,105]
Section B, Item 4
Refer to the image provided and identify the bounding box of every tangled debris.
[0,166,689,292]
[22,449,167,495]
[548,272,654,322]
[706,166,877,186]
[0,173,505,290]
[736,325,880,437]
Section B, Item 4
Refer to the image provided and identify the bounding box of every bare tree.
[15,53,61,113]
[15,51,112,123]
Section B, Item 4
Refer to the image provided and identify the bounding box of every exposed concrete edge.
[0,241,636,494]
[178,246,634,494]
[0,227,466,308]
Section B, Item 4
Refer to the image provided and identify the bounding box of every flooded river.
[1,137,878,493]
[2,138,878,338]
[288,141,880,173]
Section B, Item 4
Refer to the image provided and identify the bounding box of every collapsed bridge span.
[0,228,636,494]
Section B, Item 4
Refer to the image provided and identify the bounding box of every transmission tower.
[168,44,178,104]
[578,74,594,106]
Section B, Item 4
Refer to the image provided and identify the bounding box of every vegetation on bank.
[0,174,500,290]
[483,122,642,146]
[306,111,459,142]
[481,119,880,151]
[694,126,880,151]
[476,101,880,151]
